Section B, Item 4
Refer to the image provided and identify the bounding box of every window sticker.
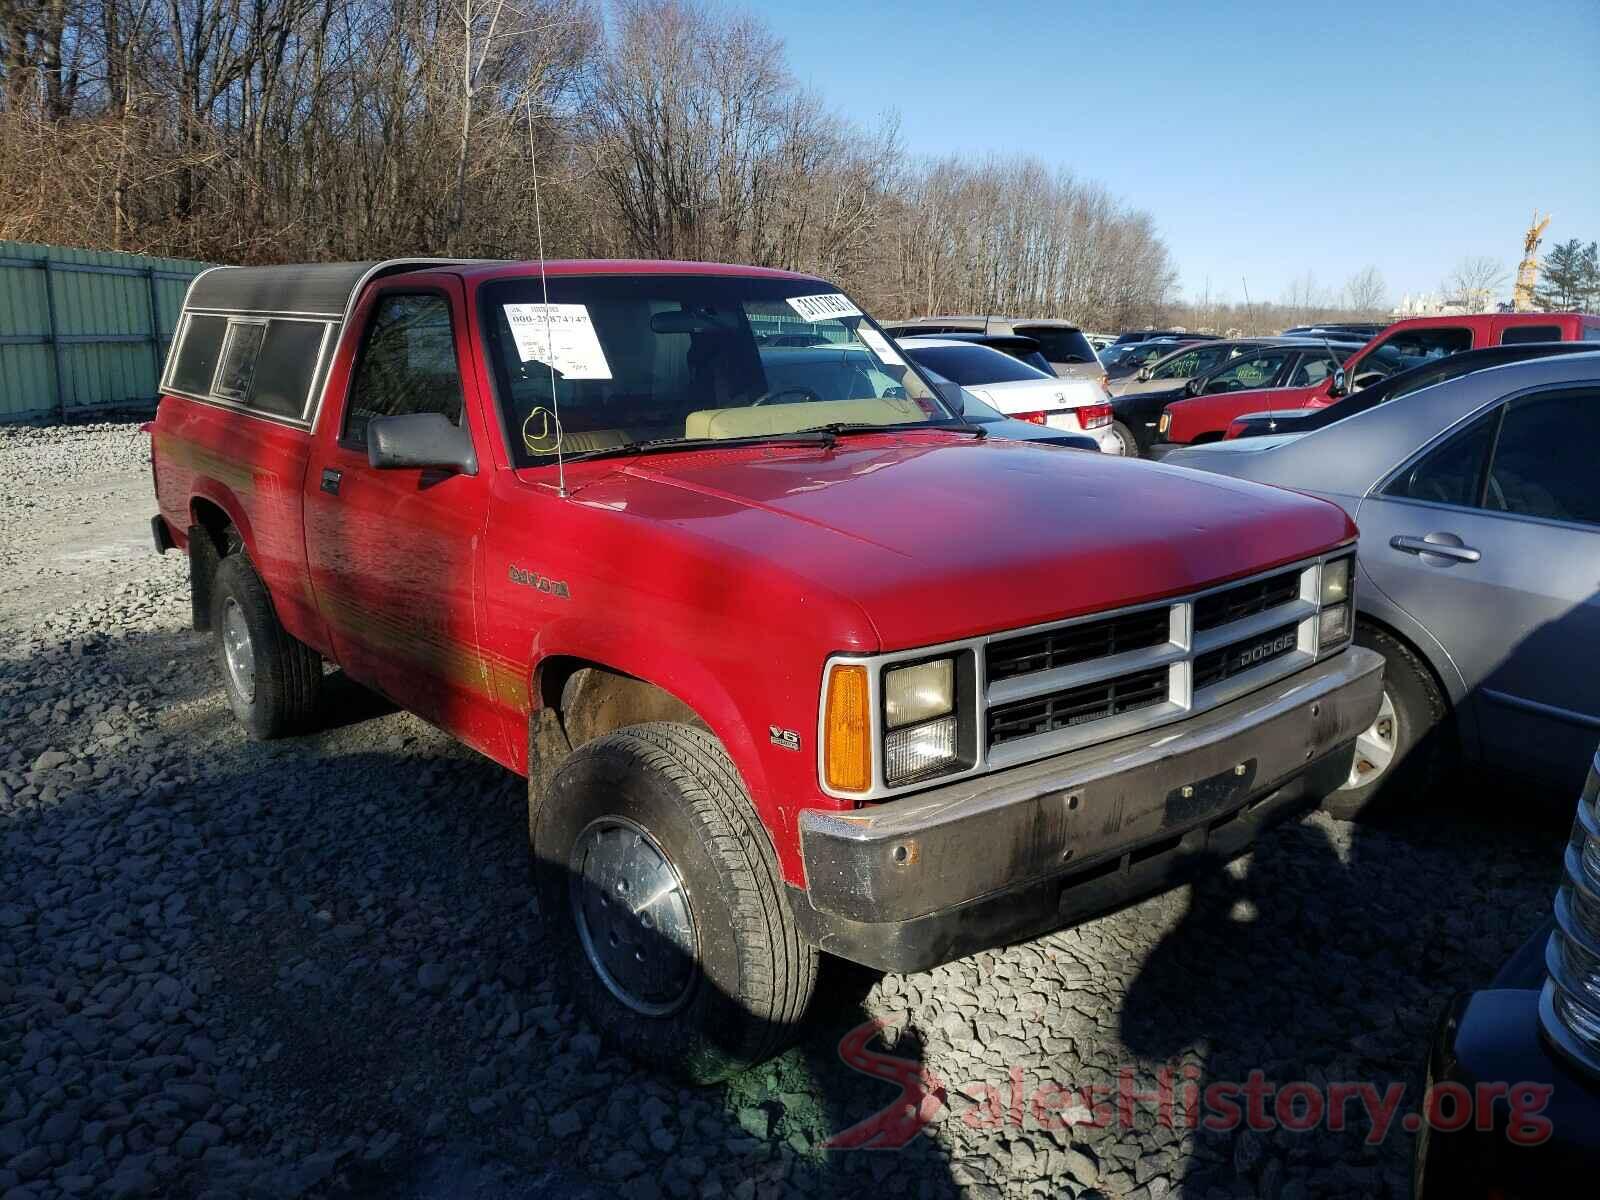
[858,326,905,366]
[502,303,613,380]
[785,293,862,322]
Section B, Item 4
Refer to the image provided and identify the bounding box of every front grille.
[987,608,1170,682]
[1194,568,1301,632]
[988,666,1169,747]
[1192,623,1300,692]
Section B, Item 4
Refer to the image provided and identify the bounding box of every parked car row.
[1151,311,1600,450]
[1108,337,1365,457]
[880,315,1107,385]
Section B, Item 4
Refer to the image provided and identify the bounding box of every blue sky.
[762,0,1600,306]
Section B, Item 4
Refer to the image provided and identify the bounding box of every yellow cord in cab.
[522,407,563,455]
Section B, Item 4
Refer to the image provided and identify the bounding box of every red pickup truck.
[149,258,1383,1079]
[1157,312,1600,446]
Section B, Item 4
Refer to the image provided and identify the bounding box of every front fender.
[527,615,807,883]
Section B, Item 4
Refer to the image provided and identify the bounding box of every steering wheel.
[751,387,823,407]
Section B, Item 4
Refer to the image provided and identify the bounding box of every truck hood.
[555,435,1354,651]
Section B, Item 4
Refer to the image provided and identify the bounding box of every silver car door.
[1357,387,1600,784]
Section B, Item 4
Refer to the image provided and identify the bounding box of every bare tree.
[0,0,1177,331]
[1341,265,1386,314]
[1443,256,1507,311]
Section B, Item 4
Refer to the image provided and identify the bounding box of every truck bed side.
[152,397,329,658]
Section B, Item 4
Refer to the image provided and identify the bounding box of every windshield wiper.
[553,420,986,466]
[556,430,839,465]
[794,420,988,439]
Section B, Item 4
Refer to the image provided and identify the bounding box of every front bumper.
[791,645,1383,972]
[1414,988,1600,1197]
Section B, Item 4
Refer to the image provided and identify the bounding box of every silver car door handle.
[1390,534,1480,563]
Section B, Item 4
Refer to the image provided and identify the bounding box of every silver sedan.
[1159,351,1600,817]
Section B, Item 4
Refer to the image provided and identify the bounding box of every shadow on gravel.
[4,619,960,1200]
[177,745,962,1199]
[1117,779,1569,1198]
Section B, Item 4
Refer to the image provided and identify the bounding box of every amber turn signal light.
[824,665,871,792]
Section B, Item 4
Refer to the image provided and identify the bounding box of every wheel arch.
[1352,610,1475,759]
[187,490,252,631]
[523,643,780,861]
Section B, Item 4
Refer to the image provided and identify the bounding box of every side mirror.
[1327,369,1347,399]
[1136,366,1152,382]
[1185,376,1202,396]
[367,412,478,475]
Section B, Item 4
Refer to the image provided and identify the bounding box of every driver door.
[302,279,503,758]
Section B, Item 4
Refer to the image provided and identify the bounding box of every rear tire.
[1108,420,1140,457]
[1321,624,1448,821]
[532,722,818,1083]
[210,554,322,739]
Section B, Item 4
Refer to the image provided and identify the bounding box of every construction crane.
[1513,211,1551,311]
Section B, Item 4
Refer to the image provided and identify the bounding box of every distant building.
[1392,291,1500,318]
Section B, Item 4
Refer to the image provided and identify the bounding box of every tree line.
[0,0,1178,326]
[1534,238,1600,312]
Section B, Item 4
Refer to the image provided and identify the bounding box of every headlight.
[820,653,970,795]
[885,715,958,786]
[1318,603,1350,644]
[1318,555,1354,649]
[884,659,954,729]
[1321,556,1351,605]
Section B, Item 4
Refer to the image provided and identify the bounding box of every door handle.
[1390,534,1480,564]
[320,468,341,496]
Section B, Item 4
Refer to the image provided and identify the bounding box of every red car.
[148,258,1382,1079]
[1158,312,1600,446]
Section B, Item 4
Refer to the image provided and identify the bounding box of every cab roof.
[182,257,824,319]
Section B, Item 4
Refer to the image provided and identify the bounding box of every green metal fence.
[0,241,215,422]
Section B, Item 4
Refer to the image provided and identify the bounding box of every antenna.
[525,95,566,497]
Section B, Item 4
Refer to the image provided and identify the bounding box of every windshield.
[1128,342,1183,369]
[1349,327,1472,388]
[901,344,1051,386]
[479,274,956,466]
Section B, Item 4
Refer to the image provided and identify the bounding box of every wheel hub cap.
[1345,690,1398,789]
[569,817,696,1016]
[221,598,256,703]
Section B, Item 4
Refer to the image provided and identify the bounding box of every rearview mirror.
[1327,369,1347,398]
[367,412,478,475]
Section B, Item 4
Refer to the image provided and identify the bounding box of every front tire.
[210,554,322,739]
[532,723,818,1083]
[1321,625,1448,820]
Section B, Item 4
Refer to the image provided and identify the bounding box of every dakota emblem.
[508,564,570,598]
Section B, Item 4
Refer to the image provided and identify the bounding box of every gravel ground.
[0,420,1572,1199]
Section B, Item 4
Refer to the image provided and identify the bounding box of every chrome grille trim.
[817,547,1356,801]
[1539,745,1600,1080]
